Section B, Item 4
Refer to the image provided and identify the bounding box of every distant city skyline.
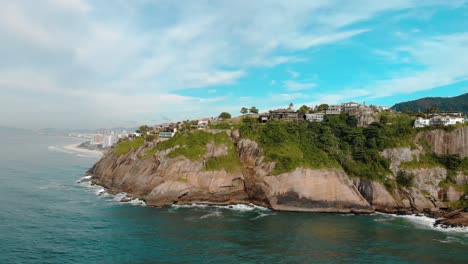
[1,1,467,129]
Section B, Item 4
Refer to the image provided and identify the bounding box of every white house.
[326,105,342,115]
[414,117,430,128]
[342,102,360,112]
[305,113,325,122]
[429,116,465,126]
[197,119,210,129]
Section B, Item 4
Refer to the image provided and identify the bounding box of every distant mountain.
[391,93,468,114]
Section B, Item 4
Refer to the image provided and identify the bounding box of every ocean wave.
[250,212,277,220]
[200,211,223,219]
[171,203,269,212]
[433,237,467,245]
[375,212,468,233]
[76,176,146,207]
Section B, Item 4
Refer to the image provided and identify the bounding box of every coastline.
[82,175,468,232]
[64,143,103,156]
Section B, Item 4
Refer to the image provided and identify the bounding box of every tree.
[137,125,152,134]
[249,106,259,114]
[218,112,232,120]
[317,104,329,112]
[145,134,155,142]
[240,107,248,115]
[298,105,310,115]
[288,102,294,110]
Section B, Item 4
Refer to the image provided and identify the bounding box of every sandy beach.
[63,143,103,156]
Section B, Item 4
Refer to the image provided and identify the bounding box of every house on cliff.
[305,113,325,122]
[326,104,342,115]
[269,109,299,121]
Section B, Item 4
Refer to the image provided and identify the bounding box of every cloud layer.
[0,0,467,128]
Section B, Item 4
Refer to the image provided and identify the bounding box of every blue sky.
[1,0,467,129]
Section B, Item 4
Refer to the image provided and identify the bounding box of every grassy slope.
[144,130,242,173]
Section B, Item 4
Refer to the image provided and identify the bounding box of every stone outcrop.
[355,179,403,212]
[435,210,468,228]
[88,144,248,206]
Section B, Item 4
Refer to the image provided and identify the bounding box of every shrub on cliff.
[396,171,415,187]
[239,113,417,178]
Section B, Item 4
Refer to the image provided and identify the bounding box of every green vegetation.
[396,171,415,188]
[204,140,242,173]
[136,125,153,134]
[239,112,419,178]
[400,154,440,169]
[114,137,145,156]
[249,106,259,114]
[240,114,414,177]
[240,107,248,115]
[218,112,231,120]
[209,122,233,129]
[144,130,242,172]
[145,130,212,160]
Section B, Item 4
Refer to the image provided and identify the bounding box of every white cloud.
[287,70,300,78]
[364,32,468,98]
[0,0,464,128]
[284,81,316,91]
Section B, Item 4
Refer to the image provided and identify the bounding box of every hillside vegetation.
[391,93,468,114]
[240,113,417,178]
[112,111,467,183]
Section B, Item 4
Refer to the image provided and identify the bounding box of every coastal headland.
[87,111,468,227]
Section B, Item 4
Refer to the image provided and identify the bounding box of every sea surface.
[0,129,467,263]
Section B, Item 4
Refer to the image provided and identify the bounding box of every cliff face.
[88,144,248,206]
[88,127,468,215]
[416,127,468,157]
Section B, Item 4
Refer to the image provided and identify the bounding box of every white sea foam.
[128,198,146,207]
[433,237,467,245]
[171,203,269,212]
[48,145,73,154]
[96,188,106,196]
[250,212,276,220]
[375,212,468,233]
[200,211,223,219]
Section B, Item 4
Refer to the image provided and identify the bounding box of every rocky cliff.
[87,127,468,224]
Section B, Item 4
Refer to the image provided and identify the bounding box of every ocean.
[0,130,467,263]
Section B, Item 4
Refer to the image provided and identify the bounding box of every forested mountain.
[391,93,468,114]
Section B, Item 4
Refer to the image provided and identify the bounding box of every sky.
[1,0,468,129]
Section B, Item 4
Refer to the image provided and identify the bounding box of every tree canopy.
[240,107,248,115]
[249,106,259,114]
[218,112,232,120]
[298,105,310,115]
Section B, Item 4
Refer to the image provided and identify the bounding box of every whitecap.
[95,188,106,196]
[171,203,269,212]
[250,212,276,220]
[214,203,270,212]
[128,198,146,207]
[113,192,128,201]
[200,211,223,219]
[433,237,466,245]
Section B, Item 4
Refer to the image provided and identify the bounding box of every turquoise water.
[0,130,467,263]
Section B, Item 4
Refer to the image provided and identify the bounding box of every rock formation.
[87,127,468,226]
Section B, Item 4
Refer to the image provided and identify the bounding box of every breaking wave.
[171,203,269,212]
[374,212,468,233]
[76,175,146,207]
